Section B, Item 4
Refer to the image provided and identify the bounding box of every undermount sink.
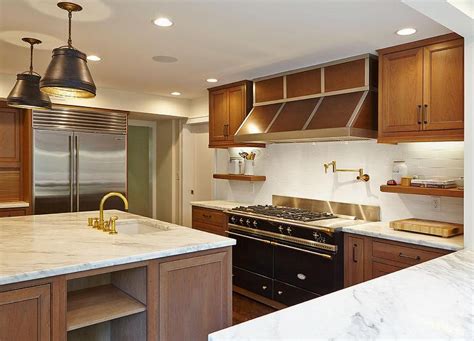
[115,219,169,235]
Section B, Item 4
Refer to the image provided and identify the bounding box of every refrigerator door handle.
[69,135,74,212]
[75,135,80,212]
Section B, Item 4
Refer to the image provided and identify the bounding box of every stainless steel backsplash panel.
[272,195,380,222]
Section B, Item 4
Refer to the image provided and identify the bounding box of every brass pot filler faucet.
[87,192,129,234]
[323,160,370,182]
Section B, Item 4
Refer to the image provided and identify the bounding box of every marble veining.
[0,201,29,209]
[344,221,463,251]
[0,210,235,285]
[190,200,249,211]
[209,249,474,340]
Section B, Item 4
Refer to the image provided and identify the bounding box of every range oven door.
[227,229,273,278]
[273,241,337,295]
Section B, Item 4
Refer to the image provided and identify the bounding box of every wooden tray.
[390,219,463,238]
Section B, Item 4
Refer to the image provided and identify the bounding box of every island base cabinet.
[158,251,232,341]
[0,284,51,341]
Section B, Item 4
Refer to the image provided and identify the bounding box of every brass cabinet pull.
[223,124,229,137]
[399,252,421,261]
[417,105,422,124]
[352,243,358,263]
[202,214,212,219]
[423,104,428,124]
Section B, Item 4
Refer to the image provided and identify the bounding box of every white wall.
[215,141,464,224]
[0,73,191,118]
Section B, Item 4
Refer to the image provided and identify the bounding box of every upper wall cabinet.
[208,80,263,148]
[378,33,464,143]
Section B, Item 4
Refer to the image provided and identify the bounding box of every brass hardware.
[223,124,229,137]
[98,192,128,231]
[93,218,100,229]
[87,217,94,227]
[417,105,422,124]
[423,104,428,124]
[399,252,421,261]
[109,216,118,235]
[323,160,370,182]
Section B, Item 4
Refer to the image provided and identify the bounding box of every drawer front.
[372,261,405,279]
[372,240,444,266]
[192,220,225,236]
[0,208,26,218]
[233,267,273,299]
[192,207,226,227]
[273,280,319,306]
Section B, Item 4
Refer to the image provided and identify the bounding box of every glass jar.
[392,161,408,185]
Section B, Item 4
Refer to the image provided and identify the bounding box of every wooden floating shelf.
[213,174,266,182]
[380,185,464,198]
[67,284,146,331]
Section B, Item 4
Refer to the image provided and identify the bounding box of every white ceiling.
[0,0,451,99]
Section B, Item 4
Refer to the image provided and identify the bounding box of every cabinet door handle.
[223,124,229,136]
[417,105,422,124]
[399,252,421,261]
[352,243,358,263]
[202,214,212,219]
[423,104,428,124]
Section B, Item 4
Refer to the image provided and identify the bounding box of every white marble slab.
[0,210,235,285]
[209,249,474,340]
[190,200,249,211]
[0,201,29,209]
[343,221,463,251]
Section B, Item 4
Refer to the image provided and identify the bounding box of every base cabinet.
[0,284,51,341]
[344,233,450,287]
[192,206,227,236]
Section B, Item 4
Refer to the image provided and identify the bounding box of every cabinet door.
[0,208,26,217]
[209,89,229,144]
[0,107,21,168]
[228,85,246,139]
[381,48,423,133]
[159,251,231,340]
[423,39,464,131]
[0,284,51,341]
[344,234,365,287]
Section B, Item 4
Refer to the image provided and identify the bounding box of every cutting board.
[390,219,463,238]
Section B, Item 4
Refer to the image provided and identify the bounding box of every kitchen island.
[209,249,473,340]
[0,210,235,341]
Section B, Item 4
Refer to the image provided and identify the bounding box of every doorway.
[127,120,156,218]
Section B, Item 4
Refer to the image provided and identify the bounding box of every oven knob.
[246,219,251,226]
[253,220,258,228]
[313,232,326,243]
[230,216,236,223]
[262,285,267,290]
[278,225,284,233]
[286,227,292,235]
[239,218,244,225]
[277,290,283,295]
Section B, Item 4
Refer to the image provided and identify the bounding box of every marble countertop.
[0,201,29,209]
[210,249,474,340]
[343,221,463,251]
[190,200,249,211]
[0,210,235,286]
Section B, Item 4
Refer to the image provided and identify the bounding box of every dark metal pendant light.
[7,38,52,109]
[40,2,96,98]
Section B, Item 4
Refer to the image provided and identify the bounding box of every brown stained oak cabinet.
[378,33,464,143]
[344,233,451,288]
[192,206,228,236]
[208,81,263,148]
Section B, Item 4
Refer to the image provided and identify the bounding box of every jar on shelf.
[392,161,408,185]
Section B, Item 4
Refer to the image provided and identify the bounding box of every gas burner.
[232,205,334,222]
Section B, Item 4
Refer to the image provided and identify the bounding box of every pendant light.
[7,38,52,109]
[40,2,96,98]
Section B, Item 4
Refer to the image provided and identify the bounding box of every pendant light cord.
[68,10,73,48]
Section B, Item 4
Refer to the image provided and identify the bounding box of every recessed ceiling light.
[153,17,173,27]
[152,55,178,63]
[206,78,218,83]
[396,28,417,36]
[170,91,181,96]
[87,55,101,61]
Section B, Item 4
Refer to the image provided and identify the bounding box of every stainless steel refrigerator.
[33,109,127,214]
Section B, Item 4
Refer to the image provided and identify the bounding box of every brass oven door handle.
[271,241,333,260]
[417,105,422,124]
[423,104,428,125]
[226,231,272,244]
[352,244,358,263]
[399,252,421,261]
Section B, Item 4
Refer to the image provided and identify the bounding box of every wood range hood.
[234,54,378,143]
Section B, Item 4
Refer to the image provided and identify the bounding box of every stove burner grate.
[232,205,334,222]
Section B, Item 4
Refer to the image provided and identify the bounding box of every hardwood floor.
[232,292,276,325]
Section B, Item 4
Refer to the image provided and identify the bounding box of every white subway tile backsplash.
[215,140,464,224]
